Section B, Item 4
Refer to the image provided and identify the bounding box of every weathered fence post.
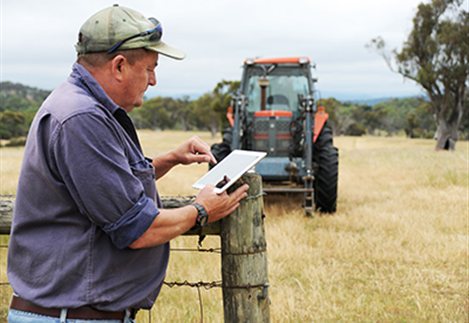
[221,172,270,323]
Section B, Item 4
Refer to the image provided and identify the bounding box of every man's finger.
[193,142,217,164]
[191,153,209,164]
[200,149,216,164]
[230,184,249,200]
[225,203,240,216]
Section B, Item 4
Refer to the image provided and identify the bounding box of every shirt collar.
[69,62,122,114]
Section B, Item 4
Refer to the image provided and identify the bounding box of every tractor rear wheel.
[210,127,233,166]
[313,122,338,213]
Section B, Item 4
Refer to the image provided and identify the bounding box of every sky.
[1,0,468,101]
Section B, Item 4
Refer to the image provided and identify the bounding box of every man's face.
[121,51,158,112]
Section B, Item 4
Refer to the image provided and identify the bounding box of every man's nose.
[149,71,157,86]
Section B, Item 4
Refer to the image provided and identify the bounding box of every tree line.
[132,90,468,140]
[1,81,467,144]
[321,97,444,139]
[130,80,239,137]
[0,82,49,141]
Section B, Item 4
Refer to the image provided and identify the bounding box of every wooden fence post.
[221,172,270,323]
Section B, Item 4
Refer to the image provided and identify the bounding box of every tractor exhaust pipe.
[258,77,270,111]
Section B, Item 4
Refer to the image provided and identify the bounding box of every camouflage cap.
[75,4,185,60]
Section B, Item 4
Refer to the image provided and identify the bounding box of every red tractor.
[211,57,338,216]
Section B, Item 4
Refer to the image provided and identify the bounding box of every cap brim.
[146,41,185,60]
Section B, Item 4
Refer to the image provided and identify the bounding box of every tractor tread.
[313,122,339,213]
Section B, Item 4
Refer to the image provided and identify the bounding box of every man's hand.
[172,136,217,165]
[152,136,217,179]
[129,182,250,249]
[194,183,249,223]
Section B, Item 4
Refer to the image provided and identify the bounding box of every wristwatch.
[192,202,209,228]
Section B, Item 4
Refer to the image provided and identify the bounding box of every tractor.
[211,57,338,216]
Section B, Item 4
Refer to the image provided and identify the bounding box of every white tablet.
[193,150,267,194]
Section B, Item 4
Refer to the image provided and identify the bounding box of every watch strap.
[192,202,208,228]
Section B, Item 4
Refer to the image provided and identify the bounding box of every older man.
[7,5,248,323]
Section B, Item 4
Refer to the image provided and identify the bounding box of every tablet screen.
[193,150,266,193]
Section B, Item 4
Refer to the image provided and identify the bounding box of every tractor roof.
[244,57,310,65]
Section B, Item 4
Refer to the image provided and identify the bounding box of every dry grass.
[0,131,468,322]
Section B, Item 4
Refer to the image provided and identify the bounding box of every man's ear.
[110,55,127,82]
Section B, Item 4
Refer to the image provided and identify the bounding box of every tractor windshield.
[243,66,311,113]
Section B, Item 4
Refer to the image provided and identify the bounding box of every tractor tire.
[313,122,338,213]
[210,127,233,167]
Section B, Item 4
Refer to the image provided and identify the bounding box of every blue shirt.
[7,63,169,311]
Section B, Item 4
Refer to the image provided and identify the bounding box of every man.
[7,5,248,323]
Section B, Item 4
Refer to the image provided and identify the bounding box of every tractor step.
[263,187,314,193]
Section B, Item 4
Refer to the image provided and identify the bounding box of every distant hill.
[0,81,50,112]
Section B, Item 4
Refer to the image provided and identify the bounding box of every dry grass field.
[0,130,468,322]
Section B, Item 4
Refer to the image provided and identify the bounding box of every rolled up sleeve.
[102,194,159,249]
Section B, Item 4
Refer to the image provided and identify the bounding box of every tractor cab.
[239,58,314,160]
[242,57,313,115]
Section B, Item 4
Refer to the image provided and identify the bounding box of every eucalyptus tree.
[369,0,468,150]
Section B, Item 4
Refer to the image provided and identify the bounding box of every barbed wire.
[225,248,267,256]
[162,279,269,323]
[164,280,222,289]
[245,192,266,200]
[164,279,268,291]
[163,280,222,323]
[170,247,221,254]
